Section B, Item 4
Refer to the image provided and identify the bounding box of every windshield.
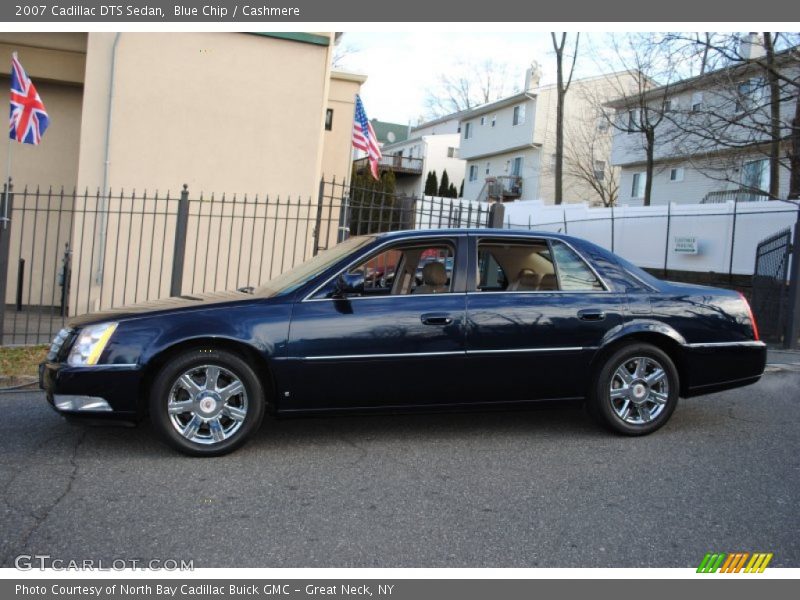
[255,235,374,297]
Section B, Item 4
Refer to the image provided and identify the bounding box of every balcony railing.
[701,188,772,203]
[354,154,423,176]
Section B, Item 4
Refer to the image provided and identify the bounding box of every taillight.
[737,291,760,341]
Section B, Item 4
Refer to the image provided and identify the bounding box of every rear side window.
[550,241,605,291]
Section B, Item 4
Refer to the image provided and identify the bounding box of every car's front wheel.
[589,343,679,435]
[149,348,265,456]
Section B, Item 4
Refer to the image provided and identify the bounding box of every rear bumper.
[682,341,767,397]
[39,362,143,420]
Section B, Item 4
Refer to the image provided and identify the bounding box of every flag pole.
[349,93,360,185]
[2,137,11,230]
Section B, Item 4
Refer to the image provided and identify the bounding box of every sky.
[334,32,622,125]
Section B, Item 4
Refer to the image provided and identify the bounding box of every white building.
[609,37,799,205]
[458,65,638,204]
[373,114,467,197]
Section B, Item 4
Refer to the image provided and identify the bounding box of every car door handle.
[421,313,453,326]
[578,309,606,321]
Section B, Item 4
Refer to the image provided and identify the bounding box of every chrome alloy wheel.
[609,356,669,425]
[167,365,248,445]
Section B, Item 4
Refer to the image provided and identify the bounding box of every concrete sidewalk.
[767,347,800,367]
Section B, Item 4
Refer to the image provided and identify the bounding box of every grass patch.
[0,345,47,380]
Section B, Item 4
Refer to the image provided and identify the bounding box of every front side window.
[469,165,478,182]
[464,122,473,139]
[312,242,456,299]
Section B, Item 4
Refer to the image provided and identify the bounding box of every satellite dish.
[387,131,396,143]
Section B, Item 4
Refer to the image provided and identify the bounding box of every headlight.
[67,322,118,366]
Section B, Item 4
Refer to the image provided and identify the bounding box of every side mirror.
[333,272,364,298]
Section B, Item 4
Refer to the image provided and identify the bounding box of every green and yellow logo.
[697,552,773,573]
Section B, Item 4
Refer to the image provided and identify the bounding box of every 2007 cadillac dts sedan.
[40,230,766,456]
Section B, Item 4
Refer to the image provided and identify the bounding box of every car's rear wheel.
[589,343,679,435]
[149,348,265,456]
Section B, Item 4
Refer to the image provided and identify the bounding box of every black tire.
[588,343,679,436]
[149,348,265,456]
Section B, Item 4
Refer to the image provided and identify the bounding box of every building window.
[325,108,333,131]
[691,92,703,112]
[491,114,497,127]
[512,104,526,126]
[631,172,647,198]
[464,122,472,140]
[469,165,478,182]
[480,116,486,126]
[736,78,766,112]
[627,109,640,133]
[742,159,769,194]
[447,147,457,158]
[597,117,609,133]
[594,160,606,181]
[663,99,673,112]
[669,167,684,182]
[511,157,523,177]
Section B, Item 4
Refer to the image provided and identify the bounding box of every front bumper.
[40,361,144,420]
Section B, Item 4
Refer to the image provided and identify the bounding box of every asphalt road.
[1,369,798,568]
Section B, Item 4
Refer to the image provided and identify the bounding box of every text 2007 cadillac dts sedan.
[40,230,766,456]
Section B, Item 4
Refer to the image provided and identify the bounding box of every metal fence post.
[313,178,325,255]
[0,181,14,345]
[784,212,800,349]
[663,202,671,277]
[488,202,505,229]
[728,199,738,284]
[170,184,190,297]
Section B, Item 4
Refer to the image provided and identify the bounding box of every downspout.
[96,32,121,283]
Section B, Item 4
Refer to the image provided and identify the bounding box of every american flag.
[352,95,382,180]
[9,52,49,145]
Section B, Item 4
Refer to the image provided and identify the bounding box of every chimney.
[524,60,541,91]
[740,32,765,61]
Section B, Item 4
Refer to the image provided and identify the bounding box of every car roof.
[372,228,574,242]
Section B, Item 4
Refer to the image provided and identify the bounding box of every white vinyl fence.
[502,200,799,276]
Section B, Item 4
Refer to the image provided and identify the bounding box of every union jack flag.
[9,52,49,145]
[352,95,381,180]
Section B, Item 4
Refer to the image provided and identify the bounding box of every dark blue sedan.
[40,230,766,456]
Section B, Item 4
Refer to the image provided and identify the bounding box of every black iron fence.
[751,228,792,343]
[0,179,491,345]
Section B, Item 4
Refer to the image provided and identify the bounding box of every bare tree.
[332,36,360,69]
[659,32,800,199]
[596,33,685,206]
[562,106,620,206]
[551,33,580,205]
[423,59,516,118]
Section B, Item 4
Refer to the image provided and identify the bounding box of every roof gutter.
[96,32,121,284]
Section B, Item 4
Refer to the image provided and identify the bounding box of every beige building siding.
[76,32,335,197]
[322,71,365,182]
[1,32,364,315]
[1,34,86,306]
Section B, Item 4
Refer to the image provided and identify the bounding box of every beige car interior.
[479,242,559,292]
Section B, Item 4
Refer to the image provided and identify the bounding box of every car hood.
[67,290,260,329]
